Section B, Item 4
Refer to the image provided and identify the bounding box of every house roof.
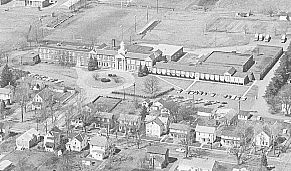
[89,135,107,147]
[17,128,39,141]
[125,44,154,54]
[146,146,168,155]
[215,108,237,120]
[3,84,14,90]
[197,107,214,113]
[238,110,252,116]
[118,114,140,122]
[51,126,62,133]
[155,44,183,56]
[146,116,164,127]
[195,125,215,134]
[169,123,190,131]
[0,88,11,95]
[96,112,114,119]
[0,160,12,171]
[221,126,240,138]
[74,133,86,142]
[36,88,53,100]
[178,158,216,170]
[45,142,55,148]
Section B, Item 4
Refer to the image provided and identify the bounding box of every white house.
[238,110,253,120]
[0,88,12,104]
[16,128,40,150]
[31,88,51,110]
[195,125,216,144]
[145,116,165,137]
[169,122,191,143]
[66,133,88,152]
[44,132,55,152]
[220,126,240,147]
[254,130,271,147]
[279,12,290,21]
[176,158,216,171]
[89,135,108,160]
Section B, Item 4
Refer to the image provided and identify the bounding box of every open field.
[156,76,195,90]
[18,63,78,87]
[92,96,122,112]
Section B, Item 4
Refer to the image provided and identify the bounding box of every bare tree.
[143,76,160,95]
[229,122,254,165]
[14,78,30,122]
[278,84,291,116]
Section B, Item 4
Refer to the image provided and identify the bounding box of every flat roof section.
[203,51,252,66]
[155,44,183,56]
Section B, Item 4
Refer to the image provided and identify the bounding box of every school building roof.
[202,51,252,66]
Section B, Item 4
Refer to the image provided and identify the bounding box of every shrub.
[93,73,99,80]
[112,74,117,77]
[138,73,144,77]
[101,78,111,82]
[108,74,112,77]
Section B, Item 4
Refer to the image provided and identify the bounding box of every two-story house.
[118,114,141,133]
[220,126,241,147]
[43,126,63,152]
[146,146,169,169]
[92,112,115,129]
[145,115,165,137]
[254,130,272,147]
[195,125,216,144]
[169,122,190,144]
[31,88,53,110]
[214,108,238,126]
[66,133,88,152]
[0,88,12,105]
[89,135,110,160]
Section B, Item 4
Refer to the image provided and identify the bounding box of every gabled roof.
[89,135,107,147]
[96,112,114,119]
[118,114,140,122]
[195,125,215,134]
[36,88,52,100]
[221,126,240,138]
[51,126,62,133]
[197,107,214,113]
[0,88,11,95]
[238,110,252,116]
[169,123,190,131]
[178,158,216,170]
[74,133,86,142]
[146,146,168,155]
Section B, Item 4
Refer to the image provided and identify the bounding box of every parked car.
[218,104,225,108]
[221,101,228,104]
[223,95,228,98]
[204,102,212,106]
[241,97,247,101]
[210,93,216,97]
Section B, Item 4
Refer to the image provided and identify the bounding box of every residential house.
[66,133,88,152]
[150,100,164,111]
[0,0,10,5]
[43,126,63,152]
[197,107,214,117]
[20,52,40,65]
[118,114,141,133]
[238,110,253,120]
[71,119,84,128]
[89,135,110,160]
[195,125,216,144]
[214,108,238,126]
[220,126,240,147]
[0,88,12,105]
[31,88,52,110]
[25,0,50,8]
[169,122,190,143]
[16,128,40,150]
[279,12,291,21]
[146,146,169,169]
[145,115,165,137]
[176,158,217,171]
[0,160,13,171]
[92,112,115,129]
[141,99,152,109]
[254,130,272,147]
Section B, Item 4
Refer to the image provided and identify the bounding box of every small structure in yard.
[66,132,88,152]
[195,125,216,144]
[146,146,169,169]
[258,34,264,41]
[16,128,40,150]
[214,108,238,126]
[19,51,40,65]
[281,34,287,43]
[0,160,13,171]
[265,34,271,42]
[278,12,291,21]
[176,158,217,171]
[238,110,253,120]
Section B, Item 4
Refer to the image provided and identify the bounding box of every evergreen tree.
[93,58,98,70]
[143,65,149,76]
[261,152,268,168]
[0,64,14,87]
[0,100,6,118]
[140,105,148,121]
[87,56,95,71]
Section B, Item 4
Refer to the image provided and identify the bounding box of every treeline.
[264,42,291,110]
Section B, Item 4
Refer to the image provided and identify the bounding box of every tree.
[162,100,180,122]
[177,105,196,122]
[230,123,254,165]
[143,76,160,95]
[0,100,6,119]
[93,58,98,70]
[261,151,268,168]
[138,65,143,77]
[140,106,148,121]
[143,65,149,76]
[14,78,30,122]
[278,84,291,115]
[88,56,94,71]
[0,64,14,87]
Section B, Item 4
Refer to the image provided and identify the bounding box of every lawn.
[18,63,78,88]
[113,74,174,98]
[92,96,122,112]
[111,99,141,115]
[157,76,195,90]
[85,71,125,89]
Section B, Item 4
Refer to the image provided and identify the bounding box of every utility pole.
[133,82,136,104]
[134,15,137,32]
[123,86,125,100]
[146,6,149,22]
[120,25,124,41]
[156,0,158,13]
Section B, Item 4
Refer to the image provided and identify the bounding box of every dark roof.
[94,49,117,56]
[202,51,252,66]
[169,123,190,131]
[125,44,154,54]
[41,44,92,52]
[51,126,62,133]
[147,146,168,155]
[238,110,252,116]
[36,88,53,100]
[74,133,86,142]
[45,142,55,148]
[197,107,214,113]
[221,126,240,138]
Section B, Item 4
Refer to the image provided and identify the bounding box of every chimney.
[112,39,116,48]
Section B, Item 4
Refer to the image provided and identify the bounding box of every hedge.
[112,87,174,99]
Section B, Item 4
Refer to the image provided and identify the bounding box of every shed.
[0,160,12,171]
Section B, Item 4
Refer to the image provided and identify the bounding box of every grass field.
[157,76,195,90]
[18,63,78,87]
[92,96,122,112]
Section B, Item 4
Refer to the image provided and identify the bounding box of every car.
[176,148,185,153]
[176,89,183,93]
[218,104,225,108]
[189,91,194,95]
[199,91,204,95]
[204,92,208,95]
[223,95,228,98]
[241,97,247,101]
[231,95,237,100]
[235,96,241,101]
[197,98,203,101]
[204,102,212,106]
[210,93,216,97]
[228,95,232,99]
[221,101,228,104]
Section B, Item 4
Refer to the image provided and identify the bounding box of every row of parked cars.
[28,73,64,84]
[223,94,247,101]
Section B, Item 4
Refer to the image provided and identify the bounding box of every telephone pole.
[156,0,158,13]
